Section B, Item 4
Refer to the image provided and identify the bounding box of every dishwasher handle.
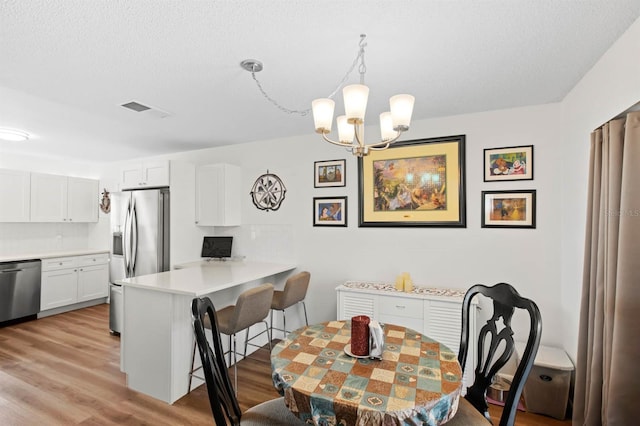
[1,269,24,273]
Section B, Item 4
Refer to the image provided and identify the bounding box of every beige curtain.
[574,111,640,425]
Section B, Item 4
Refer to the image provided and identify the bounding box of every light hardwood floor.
[0,304,571,425]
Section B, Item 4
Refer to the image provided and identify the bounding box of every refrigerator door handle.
[123,198,132,278]
[131,199,139,276]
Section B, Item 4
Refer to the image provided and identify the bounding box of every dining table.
[271,320,463,426]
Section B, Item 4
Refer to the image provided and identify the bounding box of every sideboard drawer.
[379,295,423,319]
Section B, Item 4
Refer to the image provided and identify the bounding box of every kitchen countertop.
[0,249,110,264]
[117,260,296,296]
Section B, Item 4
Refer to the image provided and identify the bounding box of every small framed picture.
[484,145,533,181]
[313,196,347,227]
[482,190,536,228]
[314,159,346,188]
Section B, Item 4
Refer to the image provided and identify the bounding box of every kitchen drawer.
[379,295,423,319]
[77,253,109,267]
[42,256,78,271]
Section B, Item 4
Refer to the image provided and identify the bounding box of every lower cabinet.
[41,253,109,312]
[336,282,477,389]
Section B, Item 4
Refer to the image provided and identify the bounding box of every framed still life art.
[358,135,467,227]
[481,190,536,228]
[484,145,533,181]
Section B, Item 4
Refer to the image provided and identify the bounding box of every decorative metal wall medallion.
[250,170,287,211]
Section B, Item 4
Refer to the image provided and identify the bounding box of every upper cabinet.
[0,169,31,222]
[120,160,170,190]
[195,164,241,226]
[30,173,99,222]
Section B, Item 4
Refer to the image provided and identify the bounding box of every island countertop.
[116,260,296,296]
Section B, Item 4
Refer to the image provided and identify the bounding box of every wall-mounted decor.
[481,190,536,228]
[358,135,466,227]
[484,145,533,181]
[250,170,287,211]
[313,196,347,227]
[314,159,346,188]
[100,188,111,213]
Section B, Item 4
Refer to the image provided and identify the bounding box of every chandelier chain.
[248,34,368,116]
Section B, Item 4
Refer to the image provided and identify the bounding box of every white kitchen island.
[117,260,296,404]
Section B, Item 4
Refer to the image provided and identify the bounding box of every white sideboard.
[336,281,477,389]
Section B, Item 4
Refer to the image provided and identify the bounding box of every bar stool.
[270,271,310,340]
[189,283,274,391]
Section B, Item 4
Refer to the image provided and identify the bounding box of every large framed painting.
[483,145,533,181]
[358,135,466,227]
[481,190,536,228]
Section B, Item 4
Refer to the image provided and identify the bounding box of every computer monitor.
[201,236,233,260]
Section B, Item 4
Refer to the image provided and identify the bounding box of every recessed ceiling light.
[0,128,30,142]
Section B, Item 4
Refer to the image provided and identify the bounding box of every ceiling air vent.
[121,101,171,118]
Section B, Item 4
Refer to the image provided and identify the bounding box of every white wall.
[560,17,640,360]
[1,102,566,348]
[115,102,564,346]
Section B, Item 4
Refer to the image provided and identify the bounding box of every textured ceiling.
[1,0,639,163]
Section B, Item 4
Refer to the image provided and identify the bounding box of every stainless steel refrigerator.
[109,187,170,333]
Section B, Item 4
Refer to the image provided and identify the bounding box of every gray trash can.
[515,342,574,420]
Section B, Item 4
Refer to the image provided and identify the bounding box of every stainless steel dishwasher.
[0,260,41,323]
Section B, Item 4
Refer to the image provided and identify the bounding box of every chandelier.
[311,35,415,157]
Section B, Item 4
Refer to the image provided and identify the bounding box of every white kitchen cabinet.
[41,253,109,312]
[336,282,477,389]
[30,173,98,222]
[41,267,78,310]
[0,169,31,222]
[195,163,241,226]
[120,160,170,189]
[77,254,110,301]
[67,177,99,222]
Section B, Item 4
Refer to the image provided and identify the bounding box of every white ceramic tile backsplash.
[0,223,89,256]
[217,224,295,263]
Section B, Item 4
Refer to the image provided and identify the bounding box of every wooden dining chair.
[191,296,305,426]
[446,283,542,426]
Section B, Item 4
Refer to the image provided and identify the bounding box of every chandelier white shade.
[311,35,415,157]
[311,98,335,133]
[343,84,369,123]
